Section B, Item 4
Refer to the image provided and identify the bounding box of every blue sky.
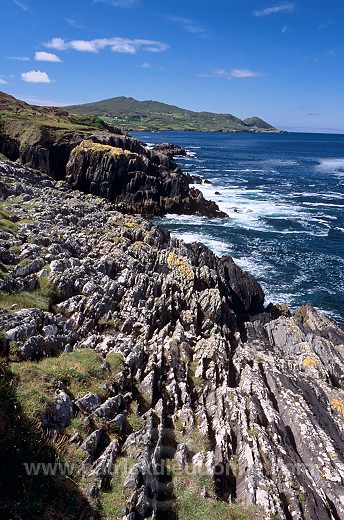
[1,0,343,132]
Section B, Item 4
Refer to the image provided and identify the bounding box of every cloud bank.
[45,37,168,54]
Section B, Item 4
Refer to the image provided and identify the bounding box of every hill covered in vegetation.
[64,96,280,133]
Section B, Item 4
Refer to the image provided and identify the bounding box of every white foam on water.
[191,183,305,232]
[303,202,344,208]
[224,169,266,173]
[316,158,344,173]
[335,227,344,233]
[231,255,270,281]
[292,192,344,200]
[261,159,299,166]
[164,214,210,226]
[171,231,232,257]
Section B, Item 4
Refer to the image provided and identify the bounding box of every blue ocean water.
[133,132,344,325]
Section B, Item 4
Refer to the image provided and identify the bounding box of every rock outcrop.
[65,140,226,217]
[152,143,187,157]
[0,92,226,218]
[1,160,344,520]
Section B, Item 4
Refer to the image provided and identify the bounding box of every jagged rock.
[48,390,73,429]
[266,301,291,318]
[93,395,123,420]
[152,143,187,157]
[80,429,104,455]
[89,439,120,479]
[65,140,226,218]
[75,393,102,414]
[1,159,344,520]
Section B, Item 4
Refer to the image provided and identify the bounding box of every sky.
[1,0,344,132]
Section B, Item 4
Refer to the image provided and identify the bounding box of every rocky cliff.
[1,160,344,520]
[0,92,225,218]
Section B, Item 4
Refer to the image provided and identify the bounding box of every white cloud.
[0,78,7,85]
[65,18,86,30]
[139,62,154,68]
[35,51,62,62]
[45,37,168,54]
[254,3,295,17]
[318,20,335,30]
[168,16,207,36]
[95,0,138,6]
[281,25,293,33]
[45,37,67,51]
[201,68,264,79]
[21,70,52,83]
[13,0,30,12]
[7,56,30,61]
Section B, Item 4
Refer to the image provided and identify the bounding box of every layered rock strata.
[0,161,344,520]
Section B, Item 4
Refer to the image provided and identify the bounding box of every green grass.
[0,359,96,519]
[0,207,34,235]
[175,425,211,453]
[174,472,263,520]
[10,349,124,421]
[126,400,143,432]
[101,457,136,519]
[0,290,50,311]
[0,276,60,313]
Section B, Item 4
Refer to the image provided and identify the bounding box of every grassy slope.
[64,96,278,132]
[0,91,114,150]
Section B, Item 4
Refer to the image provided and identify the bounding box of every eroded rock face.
[65,140,226,217]
[1,160,344,520]
[0,122,226,217]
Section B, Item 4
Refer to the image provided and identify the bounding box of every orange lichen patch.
[303,357,318,368]
[167,252,194,280]
[332,398,344,418]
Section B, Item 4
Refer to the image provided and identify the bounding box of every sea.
[132,131,344,325]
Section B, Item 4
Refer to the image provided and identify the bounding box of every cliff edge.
[1,161,343,520]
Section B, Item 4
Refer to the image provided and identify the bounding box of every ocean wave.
[303,202,344,208]
[224,168,266,173]
[171,231,232,257]
[315,158,344,172]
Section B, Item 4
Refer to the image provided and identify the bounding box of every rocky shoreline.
[1,156,344,520]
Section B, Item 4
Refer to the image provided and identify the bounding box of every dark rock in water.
[203,179,212,184]
[1,160,344,520]
[152,142,187,156]
[191,174,203,184]
[65,140,227,218]
[214,191,221,195]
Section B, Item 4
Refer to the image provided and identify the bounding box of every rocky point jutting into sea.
[0,116,344,520]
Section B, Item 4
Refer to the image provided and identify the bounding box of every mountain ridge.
[64,95,281,133]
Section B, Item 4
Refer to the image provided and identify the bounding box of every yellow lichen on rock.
[124,221,138,228]
[332,398,344,417]
[303,357,318,368]
[75,140,135,158]
[167,252,194,280]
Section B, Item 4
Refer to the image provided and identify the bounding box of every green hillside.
[64,96,279,133]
